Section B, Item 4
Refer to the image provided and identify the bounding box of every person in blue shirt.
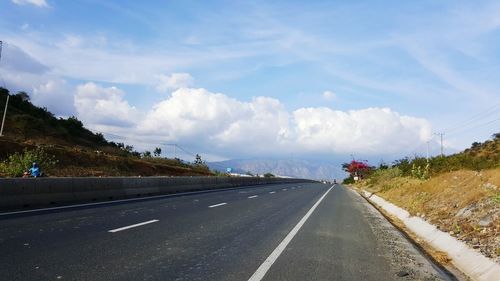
[28,162,41,177]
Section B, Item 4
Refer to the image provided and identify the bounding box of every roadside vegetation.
[347,133,500,261]
[0,88,212,177]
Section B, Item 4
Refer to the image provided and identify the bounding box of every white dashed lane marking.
[208,203,227,208]
[108,219,159,233]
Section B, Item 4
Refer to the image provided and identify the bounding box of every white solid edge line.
[0,184,272,216]
[208,202,227,208]
[269,191,276,194]
[108,219,159,233]
[248,195,258,199]
[247,185,334,281]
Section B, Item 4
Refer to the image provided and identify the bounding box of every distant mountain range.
[208,158,346,180]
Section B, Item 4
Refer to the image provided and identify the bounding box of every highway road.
[0,182,451,281]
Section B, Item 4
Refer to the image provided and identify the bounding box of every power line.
[447,116,500,137]
[162,143,197,157]
[443,102,500,134]
[98,131,206,162]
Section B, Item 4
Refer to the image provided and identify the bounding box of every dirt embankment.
[0,138,212,177]
[357,168,500,262]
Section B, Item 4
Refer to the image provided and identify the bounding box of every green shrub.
[411,162,430,180]
[0,147,58,177]
[369,167,403,185]
[264,172,275,178]
[342,176,355,184]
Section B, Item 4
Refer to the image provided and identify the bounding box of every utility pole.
[0,94,8,137]
[434,133,444,156]
[0,40,7,137]
[426,140,430,160]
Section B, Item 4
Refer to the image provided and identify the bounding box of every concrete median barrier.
[0,177,314,211]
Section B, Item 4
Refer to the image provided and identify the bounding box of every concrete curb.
[0,177,314,211]
[359,190,500,281]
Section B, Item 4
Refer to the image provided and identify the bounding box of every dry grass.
[0,138,213,177]
[358,167,500,262]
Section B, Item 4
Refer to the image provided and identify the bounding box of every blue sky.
[1,0,499,162]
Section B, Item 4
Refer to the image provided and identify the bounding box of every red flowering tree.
[342,160,373,179]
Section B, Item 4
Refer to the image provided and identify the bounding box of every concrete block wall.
[0,177,313,211]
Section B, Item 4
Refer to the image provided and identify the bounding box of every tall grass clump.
[368,167,402,185]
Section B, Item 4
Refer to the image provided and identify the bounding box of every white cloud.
[141,88,249,137]
[291,107,431,154]
[12,0,48,7]
[74,82,139,127]
[32,79,74,116]
[136,87,431,157]
[321,90,337,101]
[155,73,194,92]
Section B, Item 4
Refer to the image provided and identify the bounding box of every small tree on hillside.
[15,91,30,102]
[264,172,275,178]
[153,147,162,157]
[193,154,209,171]
[471,142,481,149]
[194,154,204,165]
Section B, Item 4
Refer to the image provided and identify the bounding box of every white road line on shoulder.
[282,188,287,191]
[208,202,227,208]
[108,219,159,233]
[0,185,274,217]
[269,191,276,194]
[247,185,334,281]
[247,195,258,199]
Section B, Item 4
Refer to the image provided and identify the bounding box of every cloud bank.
[71,85,432,159]
[0,40,434,160]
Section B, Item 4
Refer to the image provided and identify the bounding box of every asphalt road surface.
[0,183,451,281]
